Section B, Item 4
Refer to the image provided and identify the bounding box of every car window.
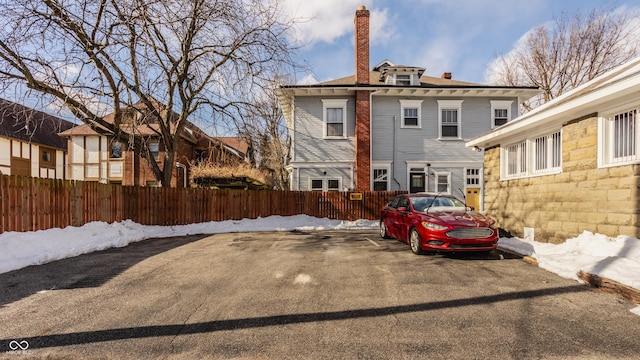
[388,197,400,209]
[433,196,466,208]
[410,197,433,212]
[397,197,409,209]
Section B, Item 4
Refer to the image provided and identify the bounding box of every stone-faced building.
[467,57,640,243]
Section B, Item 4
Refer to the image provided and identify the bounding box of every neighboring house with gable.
[276,6,538,211]
[467,57,640,243]
[0,98,76,179]
[59,101,244,187]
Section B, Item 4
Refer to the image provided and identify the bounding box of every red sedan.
[380,193,498,254]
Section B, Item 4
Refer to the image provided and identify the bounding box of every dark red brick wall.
[354,6,371,190]
[355,90,370,190]
[354,7,370,85]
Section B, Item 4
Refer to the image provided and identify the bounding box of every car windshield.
[410,196,466,212]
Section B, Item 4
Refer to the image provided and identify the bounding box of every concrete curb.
[497,246,640,304]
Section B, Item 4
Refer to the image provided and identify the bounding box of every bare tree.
[489,6,640,110]
[0,0,297,186]
[235,81,291,190]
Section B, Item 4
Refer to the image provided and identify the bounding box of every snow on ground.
[1,215,639,315]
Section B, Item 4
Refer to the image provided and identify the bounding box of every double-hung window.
[400,100,422,128]
[438,100,463,138]
[600,107,639,166]
[435,172,451,193]
[322,99,348,138]
[372,165,390,191]
[502,129,562,179]
[490,100,513,128]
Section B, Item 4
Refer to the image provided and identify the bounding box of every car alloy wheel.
[380,220,390,239]
[409,228,424,255]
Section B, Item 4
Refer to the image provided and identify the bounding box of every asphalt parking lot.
[1,229,639,359]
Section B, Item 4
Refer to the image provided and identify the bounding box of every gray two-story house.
[277,6,538,211]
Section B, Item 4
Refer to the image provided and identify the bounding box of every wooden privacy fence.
[0,174,405,233]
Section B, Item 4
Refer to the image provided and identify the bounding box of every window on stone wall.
[503,129,561,179]
[534,131,562,174]
[600,107,639,166]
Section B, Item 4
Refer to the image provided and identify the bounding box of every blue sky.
[285,0,640,85]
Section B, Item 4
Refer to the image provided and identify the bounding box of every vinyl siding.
[292,96,356,162]
[296,166,353,191]
[371,96,517,192]
[289,93,517,193]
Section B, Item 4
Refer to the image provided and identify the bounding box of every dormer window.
[374,61,425,86]
[396,74,411,86]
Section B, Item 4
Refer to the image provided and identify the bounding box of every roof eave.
[467,60,640,149]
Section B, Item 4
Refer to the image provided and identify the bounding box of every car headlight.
[422,221,448,231]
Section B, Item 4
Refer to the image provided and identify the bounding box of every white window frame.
[490,100,513,128]
[501,129,562,180]
[437,100,463,139]
[395,74,412,86]
[599,105,640,167]
[465,168,481,186]
[322,99,348,139]
[504,140,527,178]
[309,177,342,192]
[310,178,324,191]
[399,100,423,129]
[372,162,391,191]
[327,178,341,191]
[533,131,562,175]
[434,171,451,194]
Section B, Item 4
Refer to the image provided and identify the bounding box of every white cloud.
[283,0,394,47]
[296,74,319,85]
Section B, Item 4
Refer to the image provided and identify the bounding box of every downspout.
[176,162,187,188]
[369,90,381,190]
[392,115,402,188]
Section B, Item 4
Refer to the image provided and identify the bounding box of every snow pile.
[1,217,639,315]
[499,230,640,290]
[0,215,377,274]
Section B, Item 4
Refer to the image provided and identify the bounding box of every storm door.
[409,169,425,193]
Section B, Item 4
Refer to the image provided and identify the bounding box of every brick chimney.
[441,72,452,80]
[354,5,370,190]
[355,5,370,84]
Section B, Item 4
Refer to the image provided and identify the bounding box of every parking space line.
[365,238,380,247]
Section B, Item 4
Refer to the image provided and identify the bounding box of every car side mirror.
[397,207,407,212]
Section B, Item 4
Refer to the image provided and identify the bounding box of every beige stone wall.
[484,114,640,243]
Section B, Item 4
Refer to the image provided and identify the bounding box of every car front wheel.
[409,228,424,255]
[380,220,391,239]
